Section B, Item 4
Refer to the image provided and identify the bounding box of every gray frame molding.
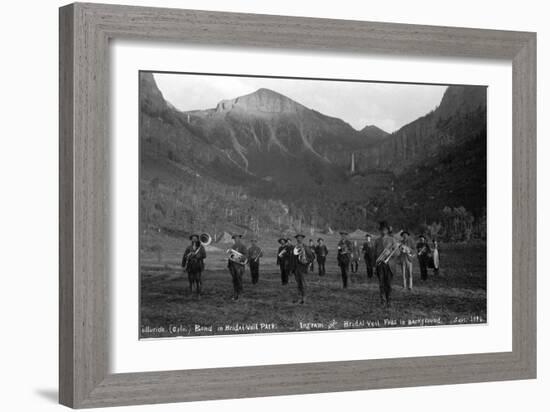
[59,2,536,408]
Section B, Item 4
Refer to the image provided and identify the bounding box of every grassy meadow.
[140,232,486,338]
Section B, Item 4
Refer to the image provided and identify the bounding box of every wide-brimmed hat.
[294,234,305,239]
[365,233,372,238]
[231,233,242,239]
[189,234,199,240]
[401,230,410,237]
[277,237,287,244]
[339,230,348,235]
[317,237,324,242]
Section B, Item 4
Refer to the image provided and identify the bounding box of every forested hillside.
[140,73,487,242]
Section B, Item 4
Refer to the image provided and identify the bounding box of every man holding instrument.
[337,231,353,288]
[276,237,291,285]
[227,234,248,301]
[416,235,431,281]
[181,234,206,298]
[247,238,263,285]
[374,221,398,307]
[289,234,315,304]
[362,233,375,279]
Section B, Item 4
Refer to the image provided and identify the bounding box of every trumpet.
[226,248,248,265]
[251,248,263,262]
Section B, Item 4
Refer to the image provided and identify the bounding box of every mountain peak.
[359,124,389,140]
[215,88,303,114]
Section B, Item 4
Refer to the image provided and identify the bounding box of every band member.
[398,230,416,290]
[308,239,316,272]
[374,221,397,307]
[289,234,315,304]
[314,238,328,277]
[432,240,440,276]
[362,233,375,279]
[227,234,248,300]
[276,237,291,285]
[337,231,352,288]
[181,234,206,297]
[416,235,431,281]
[350,240,360,274]
[247,238,263,284]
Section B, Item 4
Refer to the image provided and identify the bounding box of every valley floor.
[140,244,486,338]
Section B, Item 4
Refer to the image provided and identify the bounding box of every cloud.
[153,72,447,133]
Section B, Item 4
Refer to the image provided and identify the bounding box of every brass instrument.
[278,248,288,258]
[376,243,399,265]
[337,243,351,255]
[293,246,309,265]
[251,248,263,262]
[199,232,212,247]
[226,248,248,265]
[399,243,415,258]
[418,245,428,256]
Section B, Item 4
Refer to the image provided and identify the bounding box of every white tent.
[349,229,368,239]
[219,231,233,244]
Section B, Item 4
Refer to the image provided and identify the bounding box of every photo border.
[59,3,536,408]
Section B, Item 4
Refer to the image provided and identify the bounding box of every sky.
[153,72,448,133]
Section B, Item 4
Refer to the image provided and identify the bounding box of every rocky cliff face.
[181,87,379,178]
[356,86,487,174]
[214,88,305,114]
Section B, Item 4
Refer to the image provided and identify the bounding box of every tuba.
[199,233,212,247]
[376,243,399,265]
[226,248,248,265]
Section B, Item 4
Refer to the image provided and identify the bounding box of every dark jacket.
[248,245,263,262]
[337,239,352,267]
[182,244,206,272]
[362,240,375,266]
[289,245,315,272]
[416,241,431,260]
[314,245,328,261]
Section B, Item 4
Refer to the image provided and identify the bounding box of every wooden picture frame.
[59,2,536,408]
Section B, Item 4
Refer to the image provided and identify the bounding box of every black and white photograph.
[139,71,487,338]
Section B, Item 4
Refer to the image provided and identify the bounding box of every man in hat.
[374,221,397,306]
[289,234,315,304]
[337,231,352,288]
[416,235,431,281]
[276,237,291,285]
[362,233,375,279]
[247,238,263,284]
[181,234,207,298]
[398,230,416,290]
[227,234,248,300]
[314,238,328,278]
